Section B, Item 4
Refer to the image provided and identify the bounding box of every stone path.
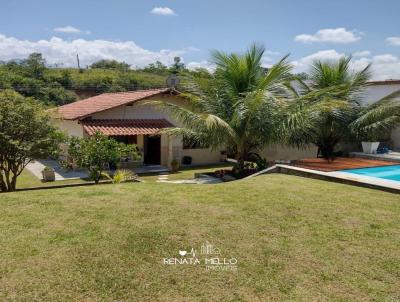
[26,159,88,181]
[156,173,223,184]
[156,172,170,182]
[27,160,170,181]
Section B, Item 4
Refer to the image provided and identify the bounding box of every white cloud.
[292,49,400,80]
[150,7,176,16]
[292,49,345,72]
[187,60,215,72]
[353,50,371,57]
[386,36,400,46]
[295,28,362,44]
[185,46,201,52]
[0,33,191,68]
[369,54,400,80]
[53,25,90,35]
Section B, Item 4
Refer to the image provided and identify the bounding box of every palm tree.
[153,44,294,176]
[286,57,400,160]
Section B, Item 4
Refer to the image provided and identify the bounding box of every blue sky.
[1,0,400,79]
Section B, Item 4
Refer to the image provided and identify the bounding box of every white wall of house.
[360,83,400,105]
[390,128,400,149]
[360,83,400,149]
[91,95,183,124]
[55,119,84,138]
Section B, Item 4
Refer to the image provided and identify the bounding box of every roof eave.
[58,88,177,120]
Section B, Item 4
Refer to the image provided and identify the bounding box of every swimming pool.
[342,165,400,182]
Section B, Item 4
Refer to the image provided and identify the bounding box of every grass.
[0,174,399,301]
[17,169,89,189]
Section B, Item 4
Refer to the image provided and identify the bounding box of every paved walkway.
[156,172,170,182]
[27,160,169,181]
[26,159,88,181]
[156,172,223,184]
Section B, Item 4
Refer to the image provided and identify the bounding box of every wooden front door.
[144,135,161,165]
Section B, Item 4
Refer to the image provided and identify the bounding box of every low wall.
[260,145,317,161]
[181,149,222,165]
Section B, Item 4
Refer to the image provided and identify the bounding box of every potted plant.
[361,141,380,154]
[357,131,381,154]
[171,159,180,172]
[42,166,55,182]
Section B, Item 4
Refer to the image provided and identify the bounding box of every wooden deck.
[292,157,399,172]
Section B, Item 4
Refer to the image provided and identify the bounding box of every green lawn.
[17,169,89,189]
[0,174,399,301]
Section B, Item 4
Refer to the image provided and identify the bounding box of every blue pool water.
[342,165,400,181]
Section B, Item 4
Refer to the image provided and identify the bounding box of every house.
[54,88,222,168]
[54,80,400,170]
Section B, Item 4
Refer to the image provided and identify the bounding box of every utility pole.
[76,54,81,70]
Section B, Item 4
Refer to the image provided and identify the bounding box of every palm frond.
[351,95,400,138]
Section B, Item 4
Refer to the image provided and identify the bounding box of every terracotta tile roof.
[57,88,170,120]
[81,119,174,136]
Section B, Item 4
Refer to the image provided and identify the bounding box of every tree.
[285,57,400,160]
[351,90,400,141]
[90,59,130,71]
[24,53,46,79]
[170,57,185,74]
[141,61,169,75]
[153,44,293,176]
[68,132,140,183]
[0,90,63,192]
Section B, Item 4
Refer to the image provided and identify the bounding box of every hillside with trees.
[0,53,211,106]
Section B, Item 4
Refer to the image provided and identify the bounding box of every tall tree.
[0,90,63,192]
[24,53,46,79]
[90,59,130,71]
[153,44,293,176]
[285,57,400,160]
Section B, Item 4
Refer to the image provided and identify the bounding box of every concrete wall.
[182,148,222,165]
[391,128,400,149]
[260,145,317,161]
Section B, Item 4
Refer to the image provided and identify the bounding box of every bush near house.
[67,132,140,184]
